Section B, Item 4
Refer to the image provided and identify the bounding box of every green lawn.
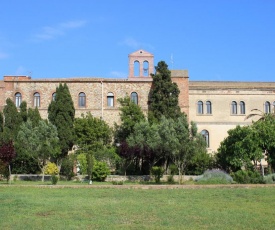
[0,185,274,229]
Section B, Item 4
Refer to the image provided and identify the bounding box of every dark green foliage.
[115,96,145,143]
[231,170,264,184]
[48,83,75,157]
[151,166,164,183]
[75,113,112,152]
[27,107,42,127]
[16,120,60,181]
[51,175,59,185]
[216,125,263,172]
[148,61,181,122]
[3,98,22,140]
[19,101,28,122]
[86,153,94,181]
[0,112,3,133]
[59,154,75,180]
[186,151,214,175]
[92,161,110,182]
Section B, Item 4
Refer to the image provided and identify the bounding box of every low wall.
[10,174,199,182]
[106,175,199,182]
[11,174,52,181]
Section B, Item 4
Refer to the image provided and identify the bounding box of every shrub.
[45,162,59,175]
[51,175,59,185]
[195,169,233,184]
[92,161,110,182]
[231,170,264,184]
[60,155,75,180]
[167,175,175,184]
[151,166,164,183]
[112,181,124,185]
[263,173,275,184]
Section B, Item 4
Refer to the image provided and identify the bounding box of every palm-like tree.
[245,108,275,122]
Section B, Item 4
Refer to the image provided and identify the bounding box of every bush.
[151,166,164,184]
[195,169,233,184]
[60,155,75,180]
[167,175,175,184]
[231,170,264,184]
[51,175,59,185]
[263,173,275,184]
[112,181,124,185]
[92,161,110,182]
[45,162,59,175]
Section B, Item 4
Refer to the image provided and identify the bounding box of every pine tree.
[28,107,42,127]
[149,61,181,122]
[48,83,75,157]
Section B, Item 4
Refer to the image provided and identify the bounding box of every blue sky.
[1,0,275,81]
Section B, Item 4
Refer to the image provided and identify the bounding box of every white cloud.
[120,37,154,50]
[33,20,87,41]
[109,71,127,78]
[60,20,87,29]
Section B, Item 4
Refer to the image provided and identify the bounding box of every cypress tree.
[48,83,75,157]
[148,61,181,122]
[3,98,22,140]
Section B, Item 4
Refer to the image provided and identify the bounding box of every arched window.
[34,92,40,107]
[201,130,209,148]
[197,101,203,114]
[265,101,270,114]
[240,101,245,114]
[273,101,275,113]
[52,92,56,101]
[231,101,237,114]
[15,92,22,107]
[134,61,140,77]
[78,92,86,107]
[131,92,138,104]
[143,61,149,77]
[107,92,114,107]
[206,101,212,114]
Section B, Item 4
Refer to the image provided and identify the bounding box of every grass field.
[0,184,275,229]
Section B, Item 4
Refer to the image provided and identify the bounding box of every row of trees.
[0,61,213,182]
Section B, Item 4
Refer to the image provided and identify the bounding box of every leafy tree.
[148,61,181,122]
[252,115,275,171]
[48,83,75,158]
[75,112,112,152]
[127,120,161,174]
[114,96,145,143]
[169,116,197,183]
[92,160,110,182]
[60,154,75,180]
[216,125,263,172]
[0,140,16,182]
[16,120,60,181]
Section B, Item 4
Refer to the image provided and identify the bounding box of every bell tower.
[128,50,154,79]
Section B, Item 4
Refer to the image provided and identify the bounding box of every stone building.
[1,49,275,153]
